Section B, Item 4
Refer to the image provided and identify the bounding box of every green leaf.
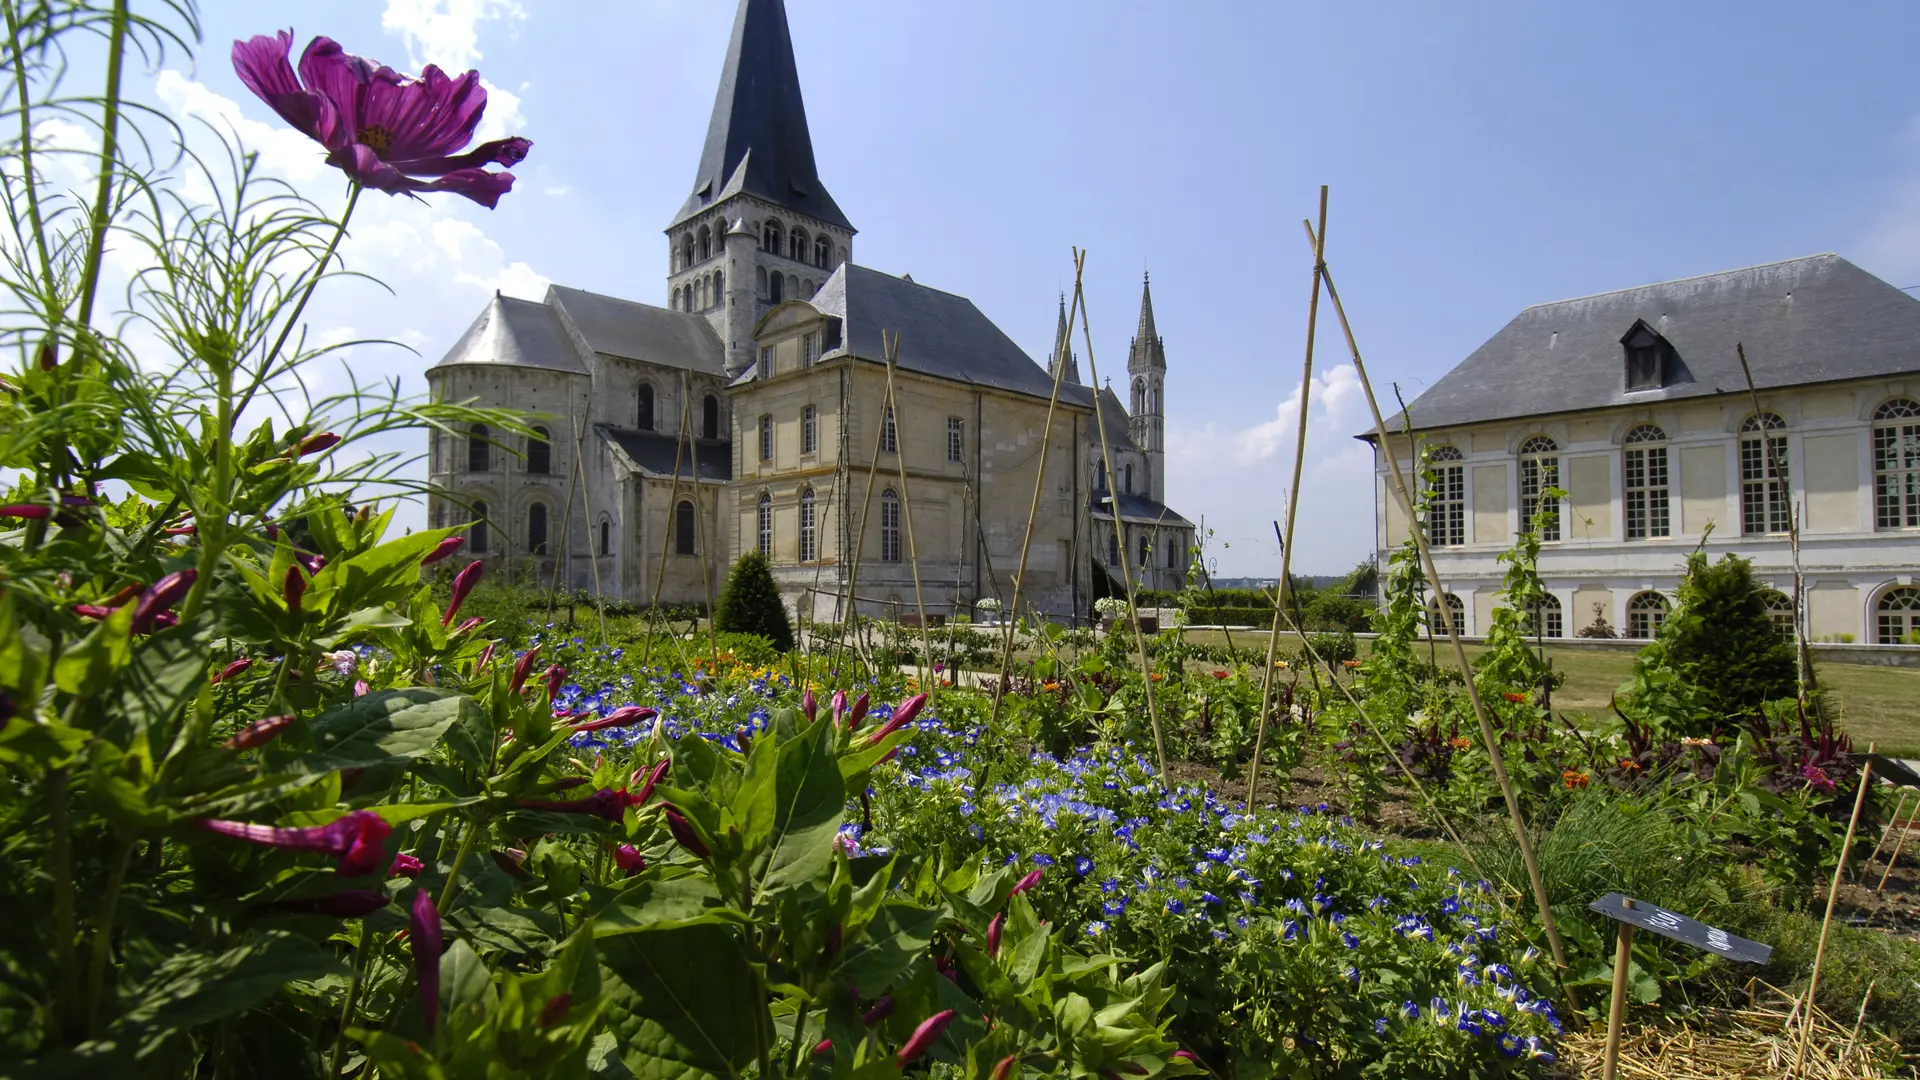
[293,688,475,774]
[595,874,730,934]
[599,924,769,1079]
[753,715,845,899]
[282,800,478,828]
[54,601,135,696]
[316,605,414,649]
[835,902,939,996]
[439,939,498,1038]
[110,932,345,1056]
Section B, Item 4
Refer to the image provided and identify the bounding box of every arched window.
[637,384,655,431]
[762,219,782,253]
[1626,591,1669,639]
[1124,463,1134,494]
[1528,593,1563,639]
[1428,592,1464,636]
[697,277,708,310]
[769,273,784,304]
[599,518,611,556]
[1425,445,1465,547]
[802,279,814,298]
[1623,424,1669,539]
[715,267,724,298]
[1518,436,1560,541]
[675,500,696,556]
[759,414,774,463]
[703,395,721,440]
[1106,529,1119,565]
[1761,589,1795,641]
[697,225,711,261]
[1873,398,1920,529]
[526,427,551,475]
[756,265,768,297]
[1876,586,1920,644]
[1167,535,1180,568]
[789,227,808,262]
[680,234,694,269]
[528,502,549,555]
[471,501,489,554]
[802,404,818,454]
[1137,533,1151,566]
[1132,377,1146,414]
[880,490,902,563]
[757,493,773,556]
[1149,382,1161,416]
[1740,413,1789,535]
[881,405,898,454]
[799,488,817,562]
[814,234,831,267]
[467,423,490,472]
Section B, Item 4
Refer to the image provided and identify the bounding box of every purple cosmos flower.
[895,1009,957,1066]
[232,31,529,207]
[272,889,390,918]
[199,809,391,876]
[411,888,443,1031]
[442,560,482,626]
[223,713,296,750]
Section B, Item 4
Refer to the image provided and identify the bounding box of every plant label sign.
[1588,893,1772,965]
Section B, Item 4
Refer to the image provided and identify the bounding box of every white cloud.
[1166,363,1378,576]
[543,185,571,197]
[428,217,551,298]
[382,0,526,72]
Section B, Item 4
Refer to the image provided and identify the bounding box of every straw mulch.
[1552,981,1900,1079]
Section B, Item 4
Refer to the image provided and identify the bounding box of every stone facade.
[424,0,1197,623]
[1369,256,1920,646]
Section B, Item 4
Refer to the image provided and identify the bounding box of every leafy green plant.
[1663,552,1798,720]
[714,551,794,652]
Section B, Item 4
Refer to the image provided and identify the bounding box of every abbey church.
[427,0,1195,621]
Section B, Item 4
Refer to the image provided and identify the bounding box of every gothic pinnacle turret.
[1050,291,1082,386]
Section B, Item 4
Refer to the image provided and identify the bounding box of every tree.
[1664,552,1797,717]
[714,551,795,651]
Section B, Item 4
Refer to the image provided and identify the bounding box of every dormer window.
[1621,320,1669,392]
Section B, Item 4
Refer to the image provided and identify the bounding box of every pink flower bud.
[848,692,870,730]
[133,569,196,632]
[864,693,928,746]
[422,535,464,565]
[1010,868,1044,896]
[211,658,254,685]
[389,852,424,878]
[72,604,118,619]
[510,645,542,694]
[284,565,306,613]
[830,690,847,726]
[862,995,895,1026]
[895,1009,957,1065]
[538,993,573,1029]
[222,714,295,750]
[987,912,1004,957]
[0,503,50,520]
[543,664,568,700]
[613,844,646,876]
[353,679,371,697]
[812,1039,833,1056]
[802,689,817,722]
[411,889,443,1032]
[451,616,483,636]
[662,805,711,859]
[571,705,656,734]
[442,560,483,626]
[990,1055,1019,1080]
[296,432,340,457]
[492,848,529,879]
[633,758,670,804]
[477,641,498,670]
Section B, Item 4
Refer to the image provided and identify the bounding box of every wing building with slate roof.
[425,0,1197,619]
[1361,254,1920,646]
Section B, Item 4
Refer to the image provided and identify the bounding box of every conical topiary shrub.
[714,550,794,652]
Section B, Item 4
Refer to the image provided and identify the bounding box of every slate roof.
[672,0,852,232]
[598,426,732,483]
[549,287,726,375]
[1367,254,1920,437]
[1093,386,1138,450]
[1093,492,1195,529]
[431,294,586,374]
[757,264,1096,407]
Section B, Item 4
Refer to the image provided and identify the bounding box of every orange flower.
[1502,692,1528,704]
[1149,673,1165,683]
[1041,682,1061,692]
[1341,659,1363,670]
[1273,660,1289,670]
[1211,670,1230,680]
[1449,737,1472,750]
[1617,758,1641,772]
[1563,770,1590,790]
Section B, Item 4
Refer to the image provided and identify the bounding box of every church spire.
[1050,291,1081,386]
[673,0,852,231]
[1129,271,1165,372]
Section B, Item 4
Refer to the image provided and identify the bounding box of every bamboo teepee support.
[1078,256,1170,780]
[637,383,699,674]
[1248,185,1328,809]
[838,343,905,674]
[567,407,609,647]
[879,331,940,711]
[1300,206,1578,1011]
[679,371,721,669]
[1735,343,1821,714]
[978,250,1084,787]
[1795,748,1874,1077]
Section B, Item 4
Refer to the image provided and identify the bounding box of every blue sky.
[152,0,1920,574]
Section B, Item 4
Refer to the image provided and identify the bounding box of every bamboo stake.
[979,249,1084,788]
[638,383,696,673]
[879,331,940,710]
[1862,789,1908,873]
[1249,188,1329,809]
[1794,745,1874,1078]
[1877,793,1913,893]
[568,407,610,648]
[1301,210,1578,1010]
[1735,343,1821,714]
[680,371,721,670]
[546,401,583,623]
[839,354,900,675]
[1078,259,1170,780]
[1602,904,1638,1080]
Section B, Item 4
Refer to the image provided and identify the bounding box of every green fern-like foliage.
[1665,552,1798,719]
[714,551,795,652]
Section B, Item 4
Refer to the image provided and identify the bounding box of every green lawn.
[1178,629,1920,756]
